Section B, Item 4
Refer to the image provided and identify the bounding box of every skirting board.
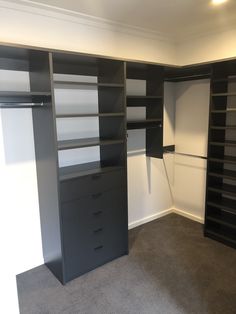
[128,207,204,230]
[128,208,173,230]
[173,207,204,224]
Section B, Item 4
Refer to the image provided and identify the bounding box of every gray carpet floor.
[17,214,236,314]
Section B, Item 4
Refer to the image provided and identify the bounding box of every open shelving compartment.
[0,46,52,108]
[51,52,127,180]
[49,52,128,283]
[205,60,236,248]
[126,62,164,158]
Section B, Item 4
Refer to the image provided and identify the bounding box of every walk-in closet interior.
[1,43,236,284]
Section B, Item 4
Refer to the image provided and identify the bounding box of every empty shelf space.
[58,137,124,150]
[207,197,236,214]
[56,112,125,118]
[210,140,236,147]
[208,169,236,180]
[127,119,162,130]
[209,155,236,164]
[54,81,124,88]
[208,183,236,197]
[59,161,124,181]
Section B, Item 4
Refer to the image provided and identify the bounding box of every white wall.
[0,0,176,65]
[177,28,236,65]
[1,1,236,67]
[127,80,173,228]
[1,1,236,68]
[171,79,210,222]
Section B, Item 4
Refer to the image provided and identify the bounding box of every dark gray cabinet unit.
[205,60,236,249]
[0,44,129,284]
[4,42,236,283]
[47,53,129,284]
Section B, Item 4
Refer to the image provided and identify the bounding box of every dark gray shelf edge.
[212,93,236,96]
[163,145,175,153]
[165,73,210,82]
[59,163,124,181]
[58,138,125,150]
[209,157,236,164]
[208,187,236,196]
[127,119,162,130]
[212,77,236,83]
[206,216,236,230]
[127,119,162,123]
[210,142,236,146]
[208,172,236,179]
[210,126,236,129]
[54,81,124,88]
[0,104,45,109]
[211,110,236,113]
[0,91,51,96]
[127,96,162,99]
[207,201,236,213]
[56,113,125,118]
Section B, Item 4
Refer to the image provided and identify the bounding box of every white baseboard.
[128,208,173,229]
[173,207,204,224]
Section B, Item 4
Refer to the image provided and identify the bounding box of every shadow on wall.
[127,128,152,193]
[1,109,36,164]
[127,129,146,155]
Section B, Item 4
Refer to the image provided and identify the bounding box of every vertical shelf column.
[205,60,236,249]
[146,65,164,158]
[29,50,64,282]
[126,62,164,158]
[97,59,127,168]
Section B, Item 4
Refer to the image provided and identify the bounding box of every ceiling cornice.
[1,0,236,53]
[0,0,176,43]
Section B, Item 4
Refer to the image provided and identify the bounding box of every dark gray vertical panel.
[146,65,164,158]
[29,51,64,283]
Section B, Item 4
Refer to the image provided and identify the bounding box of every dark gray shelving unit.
[205,60,236,249]
[0,44,128,284]
[50,52,128,283]
[126,62,164,158]
[2,42,236,282]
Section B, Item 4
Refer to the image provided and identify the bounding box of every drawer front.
[60,169,126,203]
[61,188,128,282]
